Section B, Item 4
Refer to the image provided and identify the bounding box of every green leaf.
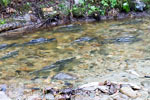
[0,19,6,25]
[90,6,96,11]
[2,0,10,6]
[123,2,130,12]
[79,0,84,4]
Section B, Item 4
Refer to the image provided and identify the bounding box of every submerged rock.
[53,24,83,33]
[0,50,19,60]
[31,57,76,75]
[53,72,77,80]
[23,38,56,45]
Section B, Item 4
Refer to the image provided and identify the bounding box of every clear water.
[0,17,150,88]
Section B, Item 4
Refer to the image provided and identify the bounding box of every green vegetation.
[1,0,150,19]
[143,0,150,9]
[0,19,6,24]
[0,0,10,7]
[70,0,119,16]
[123,2,130,12]
[58,3,70,15]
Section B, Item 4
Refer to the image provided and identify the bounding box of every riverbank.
[0,10,150,38]
[0,0,150,38]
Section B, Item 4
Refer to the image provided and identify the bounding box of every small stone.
[120,86,138,98]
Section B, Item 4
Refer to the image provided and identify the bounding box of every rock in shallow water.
[53,72,77,80]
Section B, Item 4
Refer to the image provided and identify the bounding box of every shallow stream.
[0,17,150,92]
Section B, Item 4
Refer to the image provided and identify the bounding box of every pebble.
[0,91,11,100]
[120,86,138,98]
